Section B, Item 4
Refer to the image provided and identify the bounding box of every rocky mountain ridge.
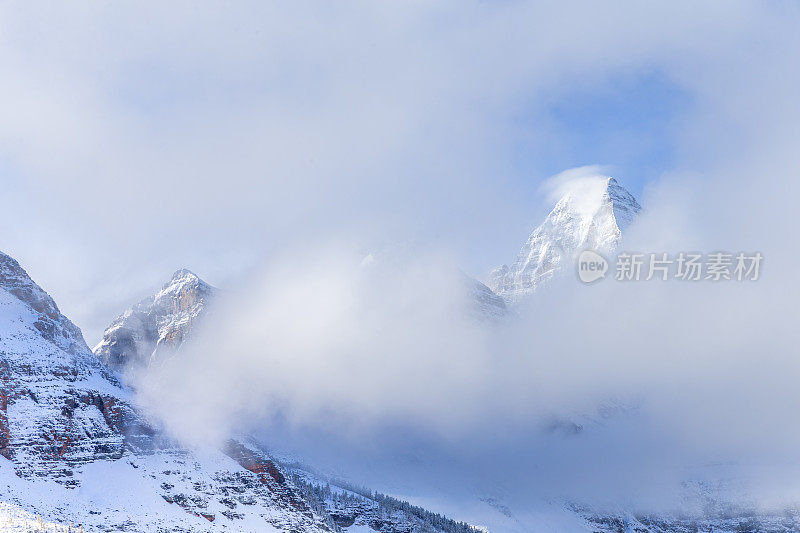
[93,268,215,373]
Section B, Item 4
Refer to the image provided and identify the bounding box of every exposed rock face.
[0,252,152,481]
[488,177,641,302]
[93,269,215,372]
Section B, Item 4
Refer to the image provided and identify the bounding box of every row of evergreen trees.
[289,472,479,533]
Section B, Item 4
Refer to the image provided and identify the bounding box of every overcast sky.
[0,1,767,343]
[3,2,800,526]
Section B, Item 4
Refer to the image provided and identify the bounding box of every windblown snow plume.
[488,167,641,301]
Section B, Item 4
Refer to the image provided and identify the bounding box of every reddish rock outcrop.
[224,440,286,486]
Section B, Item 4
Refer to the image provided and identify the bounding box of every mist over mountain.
[1,1,800,531]
[0,250,486,532]
[108,170,797,531]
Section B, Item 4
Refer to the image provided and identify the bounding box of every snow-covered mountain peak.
[170,267,197,280]
[0,251,89,356]
[149,268,213,314]
[165,267,203,286]
[93,269,216,372]
[488,175,641,302]
[548,176,639,229]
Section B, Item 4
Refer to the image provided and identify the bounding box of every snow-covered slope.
[280,461,479,533]
[462,274,507,320]
[0,252,150,475]
[0,251,332,531]
[0,250,477,532]
[93,269,215,372]
[488,177,641,302]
